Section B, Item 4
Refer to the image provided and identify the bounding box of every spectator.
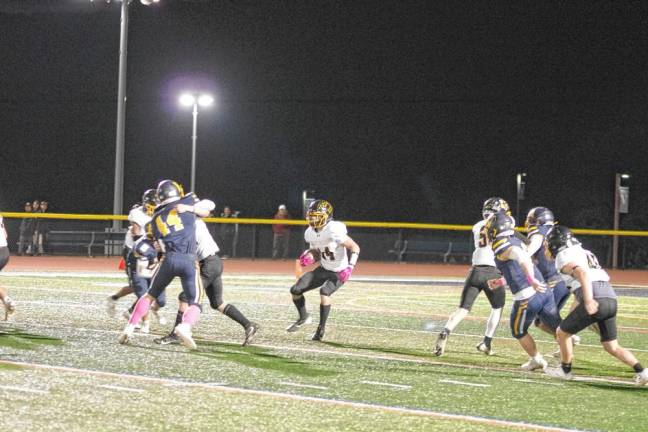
[272,204,291,259]
[30,199,40,255]
[33,200,50,255]
[18,202,34,256]
[219,206,237,258]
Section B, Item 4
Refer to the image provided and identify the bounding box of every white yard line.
[439,379,491,388]
[361,380,412,389]
[278,381,329,390]
[513,379,565,387]
[99,384,146,393]
[0,384,49,394]
[0,359,585,432]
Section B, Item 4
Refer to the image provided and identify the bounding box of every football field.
[1,272,647,431]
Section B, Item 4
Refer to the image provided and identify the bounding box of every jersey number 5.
[155,209,185,236]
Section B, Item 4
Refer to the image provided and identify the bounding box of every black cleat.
[154,333,179,345]
[311,326,325,341]
[433,331,448,356]
[286,314,312,332]
[243,322,260,346]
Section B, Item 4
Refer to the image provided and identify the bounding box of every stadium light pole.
[612,173,630,268]
[179,93,214,192]
[93,0,160,230]
[515,172,527,224]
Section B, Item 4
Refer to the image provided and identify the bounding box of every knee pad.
[178,292,188,303]
[290,285,303,296]
[211,298,223,310]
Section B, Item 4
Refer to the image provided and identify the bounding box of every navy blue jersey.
[527,225,560,280]
[147,195,197,255]
[492,236,544,295]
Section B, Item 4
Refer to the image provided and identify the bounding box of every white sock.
[484,307,502,338]
[444,308,469,332]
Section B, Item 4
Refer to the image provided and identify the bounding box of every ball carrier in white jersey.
[433,197,508,356]
[543,226,648,385]
[154,197,259,346]
[0,215,15,320]
[287,200,360,341]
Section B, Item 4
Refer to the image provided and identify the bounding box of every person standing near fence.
[33,200,50,255]
[272,204,291,259]
[0,213,15,319]
[18,202,34,256]
[218,206,236,258]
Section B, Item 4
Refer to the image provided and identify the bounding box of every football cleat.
[106,296,117,318]
[521,356,548,371]
[3,299,15,321]
[151,309,167,326]
[118,324,135,345]
[635,369,648,386]
[154,334,180,345]
[476,341,494,356]
[139,319,150,334]
[242,322,260,347]
[433,331,448,356]
[174,323,197,350]
[286,314,312,332]
[545,367,574,381]
[311,326,325,341]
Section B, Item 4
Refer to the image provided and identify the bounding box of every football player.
[543,226,648,384]
[154,197,259,346]
[287,199,360,341]
[0,214,15,320]
[433,197,508,356]
[119,180,202,349]
[106,190,166,331]
[486,210,561,371]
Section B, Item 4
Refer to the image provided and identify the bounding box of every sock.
[293,296,307,320]
[633,362,644,373]
[561,362,572,374]
[181,305,201,326]
[485,307,502,338]
[483,336,493,348]
[128,301,137,314]
[174,310,183,326]
[128,297,151,325]
[319,304,331,328]
[223,304,250,328]
[444,308,469,333]
[533,353,544,362]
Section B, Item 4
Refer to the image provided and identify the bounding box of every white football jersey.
[304,220,349,272]
[0,216,7,247]
[554,244,609,291]
[471,219,495,266]
[123,229,135,250]
[195,218,219,260]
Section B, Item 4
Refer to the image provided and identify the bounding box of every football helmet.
[156,180,184,205]
[545,225,580,258]
[525,207,555,229]
[485,210,515,242]
[306,199,333,230]
[482,197,511,219]
[141,189,159,215]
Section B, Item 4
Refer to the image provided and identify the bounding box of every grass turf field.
[1,273,647,431]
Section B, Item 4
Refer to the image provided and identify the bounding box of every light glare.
[179,93,196,107]
[198,94,214,107]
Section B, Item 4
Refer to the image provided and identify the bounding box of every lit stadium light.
[179,93,196,107]
[179,92,215,192]
[198,94,214,107]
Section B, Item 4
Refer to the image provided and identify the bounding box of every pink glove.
[337,266,354,283]
[299,250,315,267]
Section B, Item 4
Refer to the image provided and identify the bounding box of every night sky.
[1,1,647,228]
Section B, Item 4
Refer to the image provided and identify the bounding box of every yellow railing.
[2,212,648,237]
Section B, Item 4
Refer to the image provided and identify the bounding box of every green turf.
[0,274,647,431]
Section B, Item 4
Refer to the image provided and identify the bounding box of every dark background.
[1,0,647,231]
